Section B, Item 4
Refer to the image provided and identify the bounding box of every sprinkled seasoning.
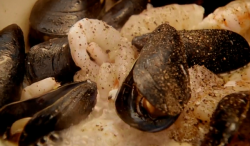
[116,23,191,132]
[179,29,250,73]
[133,24,191,115]
[201,91,250,146]
[132,29,250,74]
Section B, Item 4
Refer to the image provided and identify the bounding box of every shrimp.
[120,4,204,41]
[68,18,136,98]
[20,77,60,101]
[193,0,250,43]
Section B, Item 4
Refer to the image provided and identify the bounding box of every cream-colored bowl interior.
[0,0,37,51]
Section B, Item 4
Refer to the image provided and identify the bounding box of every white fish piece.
[121,4,204,41]
[193,0,250,43]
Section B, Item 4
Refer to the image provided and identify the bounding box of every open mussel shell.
[0,24,25,108]
[115,66,179,132]
[201,91,250,146]
[18,80,97,146]
[0,81,97,141]
[25,37,80,84]
[0,81,97,144]
[132,29,250,74]
[133,24,190,116]
[29,0,105,46]
[116,24,191,132]
[0,81,85,136]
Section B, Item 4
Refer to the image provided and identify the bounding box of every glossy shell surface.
[0,24,25,108]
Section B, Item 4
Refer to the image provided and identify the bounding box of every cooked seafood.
[227,101,250,145]
[29,0,105,46]
[193,0,250,43]
[25,37,80,85]
[201,91,250,146]
[38,65,250,146]
[0,24,25,108]
[117,23,250,143]
[101,0,148,30]
[121,4,204,41]
[2,1,250,146]
[21,77,60,101]
[68,18,136,97]
[180,29,250,73]
[18,80,97,146]
[150,0,233,16]
[132,29,250,73]
[116,23,191,132]
[0,80,97,146]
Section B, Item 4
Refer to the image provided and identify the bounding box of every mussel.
[117,23,250,132]
[0,80,97,146]
[0,24,25,108]
[101,0,148,30]
[201,91,250,146]
[25,37,80,85]
[29,0,105,47]
[132,29,250,73]
[116,24,191,132]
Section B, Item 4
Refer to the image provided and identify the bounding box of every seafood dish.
[1,0,250,146]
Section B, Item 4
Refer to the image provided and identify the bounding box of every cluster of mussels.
[117,23,250,145]
[0,0,249,146]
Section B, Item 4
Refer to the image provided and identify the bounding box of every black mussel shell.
[29,0,105,46]
[133,24,190,115]
[25,37,80,84]
[18,80,97,146]
[132,29,250,74]
[0,81,88,136]
[116,66,179,132]
[179,29,250,73]
[116,24,191,132]
[228,104,250,145]
[201,91,250,146]
[0,24,25,108]
[101,0,148,30]
[132,32,151,51]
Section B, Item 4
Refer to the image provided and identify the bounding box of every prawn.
[68,18,136,98]
[21,77,60,101]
